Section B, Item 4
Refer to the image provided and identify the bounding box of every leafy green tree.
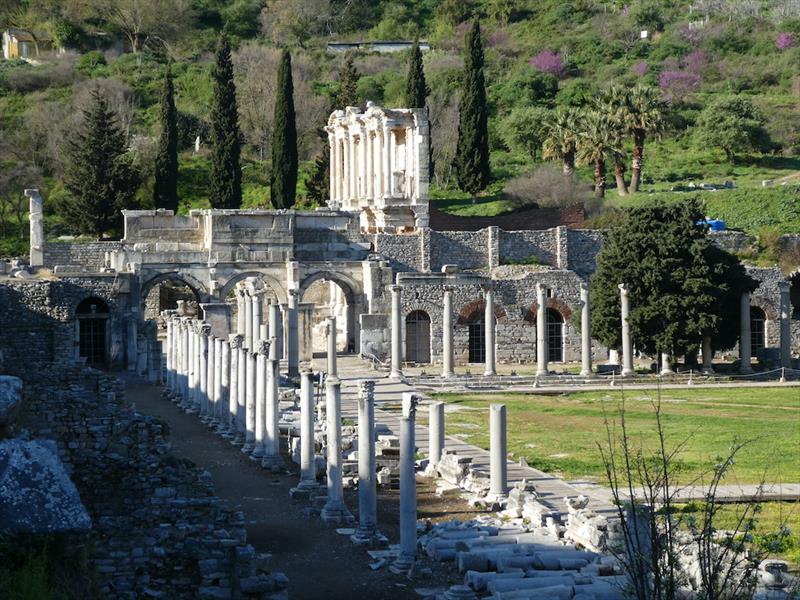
[62,89,140,239]
[695,96,771,164]
[577,111,623,199]
[209,34,242,209]
[153,63,179,212]
[404,41,429,108]
[456,21,490,202]
[625,85,666,193]
[336,54,361,109]
[499,106,549,161]
[590,200,755,359]
[271,49,298,209]
[543,107,580,176]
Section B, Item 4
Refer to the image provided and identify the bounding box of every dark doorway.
[468,318,485,363]
[76,298,109,366]
[547,308,564,362]
[405,310,431,363]
[750,306,766,358]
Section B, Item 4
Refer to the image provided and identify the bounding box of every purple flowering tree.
[776,32,795,51]
[631,60,648,76]
[530,49,565,78]
[659,70,701,102]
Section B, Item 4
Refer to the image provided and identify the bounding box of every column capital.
[580,281,590,293]
[536,282,547,294]
[778,280,791,293]
[288,288,300,298]
[481,283,495,294]
[229,333,245,348]
[257,339,271,356]
[391,284,403,293]
[199,323,212,337]
[358,379,375,398]
[618,283,629,295]
[443,285,455,293]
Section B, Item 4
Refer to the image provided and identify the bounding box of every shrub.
[76,51,106,75]
[659,70,702,102]
[776,32,796,50]
[502,165,589,210]
[530,49,565,78]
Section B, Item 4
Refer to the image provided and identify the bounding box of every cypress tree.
[209,34,242,209]
[62,89,140,239]
[456,21,490,202]
[336,54,360,108]
[153,62,179,212]
[271,49,298,209]
[404,41,429,108]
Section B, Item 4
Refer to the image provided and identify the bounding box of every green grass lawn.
[433,387,800,484]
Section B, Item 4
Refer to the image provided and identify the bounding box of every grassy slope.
[434,387,800,484]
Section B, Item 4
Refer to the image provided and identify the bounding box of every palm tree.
[543,108,581,177]
[595,85,630,196]
[626,85,666,193]
[577,111,624,199]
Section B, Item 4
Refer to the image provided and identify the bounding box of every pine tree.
[404,42,429,108]
[62,89,140,239]
[153,62,179,212]
[456,21,490,202]
[209,34,242,209]
[271,49,298,210]
[336,54,360,108]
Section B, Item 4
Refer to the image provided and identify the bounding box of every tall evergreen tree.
[62,89,140,239]
[456,21,490,203]
[336,54,360,108]
[271,49,298,209]
[209,33,242,209]
[404,41,429,108]
[590,200,755,358]
[153,62,179,211]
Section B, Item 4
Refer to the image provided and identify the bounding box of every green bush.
[75,51,106,76]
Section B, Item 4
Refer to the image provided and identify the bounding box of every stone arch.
[522,297,574,324]
[218,271,287,304]
[751,297,778,322]
[140,271,208,307]
[299,270,362,354]
[298,270,360,304]
[456,299,508,326]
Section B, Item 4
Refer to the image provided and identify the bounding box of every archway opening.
[547,308,564,363]
[143,276,201,324]
[76,297,109,367]
[405,310,431,364]
[750,306,766,358]
[466,312,485,364]
[302,278,353,354]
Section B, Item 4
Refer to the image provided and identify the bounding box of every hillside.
[0,0,799,257]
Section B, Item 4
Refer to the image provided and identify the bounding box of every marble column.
[235,342,247,444]
[779,281,791,368]
[660,352,674,375]
[252,340,268,459]
[580,282,593,377]
[392,394,417,573]
[252,293,263,345]
[203,334,215,423]
[442,286,455,378]
[268,299,282,360]
[262,337,283,471]
[244,289,253,350]
[199,325,211,417]
[165,317,174,391]
[181,319,191,404]
[390,284,403,379]
[219,337,231,433]
[701,336,714,374]
[619,284,635,376]
[242,349,257,452]
[329,134,337,204]
[428,401,444,470]
[212,337,223,427]
[236,287,247,336]
[536,283,548,377]
[327,315,338,377]
[358,129,367,198]
[351,380,385,545]
[290,369,318,498]
[490,404,508,500]
[320,376,354,524]
[740,291,752,373]
[226,335,242,437]
[127,317,138,372]
[382,127,391,197]
[484,287,496,376]
[287,289,300,377]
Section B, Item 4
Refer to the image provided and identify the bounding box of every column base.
[261,454,284,472]
[289,480,320,502]
[579,370,594,378]
[483,369,496,377]
[241,442,255,453]
[390,370,403,380]
[660,369,674,376]
[441,371,455,379]
[250,446,265,459]
[350,526,387,547]
[320,501,354,525]
[231,432,245,446]
[389,553,415,574]
[621,369,635,377]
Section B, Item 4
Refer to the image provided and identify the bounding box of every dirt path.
[124,374,471,600]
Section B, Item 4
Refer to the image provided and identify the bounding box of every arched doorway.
[140,273,205,323]
[405,310,431,364]
[790,273,800,318]
[750,306,766,358]
[467,314,484,364]
[76,297,109,367]
[300,276,357,354]
[547,308,564,363]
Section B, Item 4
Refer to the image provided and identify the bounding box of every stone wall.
[566,230,604,276]
[43,241,123,270]
[498,229,557,267]
[13,362,286,599]
[430,230,489,271]
[374,232,422,272]
[710,230,755,254]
